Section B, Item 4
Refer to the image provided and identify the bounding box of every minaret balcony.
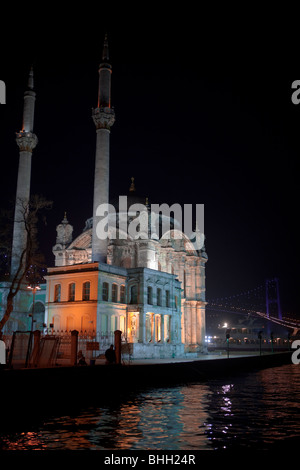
[16,130,38,152]
[92,106,115,130]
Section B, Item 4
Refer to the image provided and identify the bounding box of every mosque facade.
[0,37,207,358]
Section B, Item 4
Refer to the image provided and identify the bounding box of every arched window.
[112,283,118,302]
[166,290,170,308]
[157,288,162,306]
[82,281,90,301]
[102,282,109,301]
[68,283,75,301]
[130,284,138,304]
[54,284,61,302]
[120,285,126,303]
[147,286,153,305]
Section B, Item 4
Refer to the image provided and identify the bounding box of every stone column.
[161,315,165,343]
[184,302,192,346]
[138,307,146,343]
[114,329,122,364]
[152,313,156,342]
[191,301,197,344]
[70,330,78,366]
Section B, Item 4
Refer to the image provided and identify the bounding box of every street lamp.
[27,283,41,332]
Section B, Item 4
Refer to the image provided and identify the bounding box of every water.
[1,364,299,450]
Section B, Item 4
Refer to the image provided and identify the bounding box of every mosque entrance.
[127,311,139,343]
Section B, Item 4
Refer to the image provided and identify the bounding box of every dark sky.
[0,9,298,315]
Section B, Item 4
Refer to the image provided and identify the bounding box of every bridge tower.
[266,278,282,320]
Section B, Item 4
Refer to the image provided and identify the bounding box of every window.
[82,281,90,301]
[147,286,153,305]
[175,295,178,309]
[102,282,109,301]
[54,284,61,302]
[68,283,75,301]
[130,285,138,304]
[120,285,126,303]
[157,288,162,306]
[112,283,118,302]
[166,290,170,308]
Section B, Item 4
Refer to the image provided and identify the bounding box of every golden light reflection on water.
[1,365,299,450]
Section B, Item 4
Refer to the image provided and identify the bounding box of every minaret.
[11,67,38,278]
[91,35,115,263]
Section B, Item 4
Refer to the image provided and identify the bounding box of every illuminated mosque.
[0,37,208,358]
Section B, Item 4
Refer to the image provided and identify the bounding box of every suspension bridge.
[206,278,300,336]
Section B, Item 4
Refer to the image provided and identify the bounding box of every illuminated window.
[112,283,118,302]
[157,288,162,306]
[147,286,153,305]
[166,290,170,307]
[120,285,126,303]
[54,284,61,302]
[68,283,75,301]
[82,281,90,301]
[102,282,109,301]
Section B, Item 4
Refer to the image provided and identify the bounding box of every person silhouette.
[105,344,116,364]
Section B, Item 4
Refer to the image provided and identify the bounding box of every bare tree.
[0,195,52,335]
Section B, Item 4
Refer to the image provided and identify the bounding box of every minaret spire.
[102,33,109,61]
[91,35,115,263]
[11,68,38,278]
[22,66,36,132]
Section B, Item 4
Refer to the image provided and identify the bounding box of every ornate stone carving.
[92,107,115,130]
[16,131,38,152]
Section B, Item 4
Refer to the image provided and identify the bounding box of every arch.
[130,284,138,304]
[68,282,76,301]
[120,285,126,303]
[147,286,153,305]
[54,284,61,302]
[112,283,118,302]
[68,228,92,250]
[82,281,90,301]
[161,229,198,255]
[102,282,109,301]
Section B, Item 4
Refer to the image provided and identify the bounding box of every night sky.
[0,9,298,316]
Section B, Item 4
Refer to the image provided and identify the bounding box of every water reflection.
[0,364,299,450]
